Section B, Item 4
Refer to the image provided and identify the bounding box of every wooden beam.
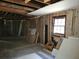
[26,2,41,8]
[25,0,31,3]
[18,20,23,36]
[0,2,35,12]
[34,0,62,4]
[10,20,13,35]
[0,10,36,20]
[49,0,62,4]
[11,0,25,2]
[1,0,38,10]
[30,0,48,7]
[0,5,27,15]
[36,0,50,3]
[9,0,31,3]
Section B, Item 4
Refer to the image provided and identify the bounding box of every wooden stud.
[0,5,28,15]
[38,0,51,3]
[0,0,38,10]
[18,20,23,36]
[25,0,31,3]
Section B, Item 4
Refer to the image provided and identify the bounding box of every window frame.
[52,15,66,37]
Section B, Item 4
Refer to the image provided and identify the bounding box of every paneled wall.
[37,9,79,44]
[72,9,79,37]
[52,9,79,37]
[52,10,74,37]
[36,15,50,44]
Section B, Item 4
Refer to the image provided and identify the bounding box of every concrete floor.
[0,41,54,59]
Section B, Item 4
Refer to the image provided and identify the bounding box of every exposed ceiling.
[28,0,79,16]
[0,0,61,16]
[0,11,36,20]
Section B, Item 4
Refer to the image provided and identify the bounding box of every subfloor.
[0,40,54,59]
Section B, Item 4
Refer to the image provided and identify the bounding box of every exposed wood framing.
[10,20,13,35]
[27,2,43,9]
[0,2,34,12]
[49,0,61,4]
[0,5,27,15]
[31,0,48,7]
[25,0,31,3]
[18,20,23,36]
[0,11,36,20]
[0,0,62,16]
[0,0,38,9]
[36,0,50,3]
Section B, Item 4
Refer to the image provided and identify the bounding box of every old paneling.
[36,9,79,45]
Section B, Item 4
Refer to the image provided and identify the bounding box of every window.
[53,16,66,34]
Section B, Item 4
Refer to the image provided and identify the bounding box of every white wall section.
[28,0,79,15]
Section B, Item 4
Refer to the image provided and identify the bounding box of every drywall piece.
[55,37,79,59]
[28,0,79,15]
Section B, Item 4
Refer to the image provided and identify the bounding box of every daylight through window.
[53,16,65,34]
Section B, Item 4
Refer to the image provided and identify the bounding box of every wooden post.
[10,20,13,35]
[18,20,23,36]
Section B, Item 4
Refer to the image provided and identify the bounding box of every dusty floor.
[0,41,54,59]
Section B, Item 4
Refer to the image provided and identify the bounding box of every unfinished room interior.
[0,0,79,59]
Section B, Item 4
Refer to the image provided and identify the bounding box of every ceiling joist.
[0,0,62,15]
[25,0,31,3]
[30,0,48,7]
[0,5,27,15]
[0,0,38,10]
[0,2,35,12]
[0,11,36,20]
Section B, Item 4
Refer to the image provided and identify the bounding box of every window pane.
[54,26,65,34]
[53,16,65,34]
[54,18,65,26]
[60,27,65,34]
